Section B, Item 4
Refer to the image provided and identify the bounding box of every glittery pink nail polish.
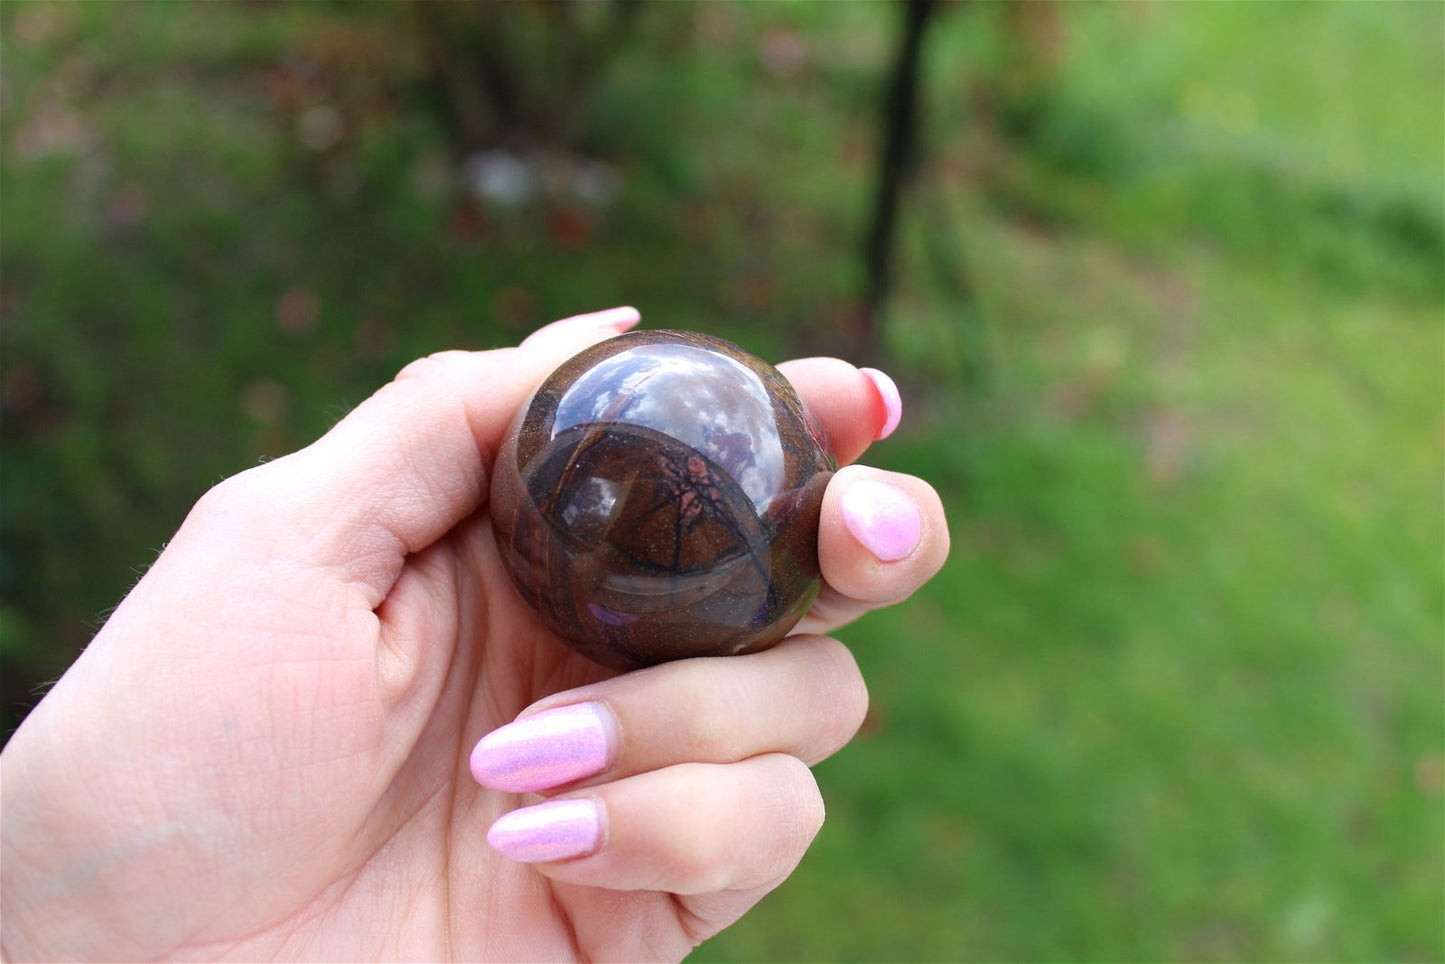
[470,702,614,793]
[859,367,903,440]
[487,798,602,864]
[520,306,640,347]
[840,479,921,562]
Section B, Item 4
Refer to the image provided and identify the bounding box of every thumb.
[187,307,640,604]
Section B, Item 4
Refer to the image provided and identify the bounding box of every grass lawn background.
[2,2,1440,960]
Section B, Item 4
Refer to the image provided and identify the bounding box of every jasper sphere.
[490,330,836,670]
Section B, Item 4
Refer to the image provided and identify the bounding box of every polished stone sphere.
[491,330,836,670]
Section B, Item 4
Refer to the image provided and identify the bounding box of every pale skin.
[0,308,949,962]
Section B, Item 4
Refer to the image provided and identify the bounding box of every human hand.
[0,308,949,962]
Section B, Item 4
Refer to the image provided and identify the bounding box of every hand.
[0,308,949,962]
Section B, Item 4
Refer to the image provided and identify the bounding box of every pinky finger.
[486,754,824,899]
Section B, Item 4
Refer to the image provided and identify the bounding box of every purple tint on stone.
[491,330,836,671]
[587,602,639,627]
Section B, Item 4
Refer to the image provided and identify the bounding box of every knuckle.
[188,469,263,525]
[665,823,733,894]
[772,754,826,842]
[660,757,824,894]
[394,349,472,383]
[176,465,289,555]
[667,665,745,760]
[809,639,870,753]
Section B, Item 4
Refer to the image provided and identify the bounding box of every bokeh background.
[2,2,1441,960]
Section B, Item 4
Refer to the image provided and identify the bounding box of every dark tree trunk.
[859,0,937,354]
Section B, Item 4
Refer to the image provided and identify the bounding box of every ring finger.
[486,753,824,896]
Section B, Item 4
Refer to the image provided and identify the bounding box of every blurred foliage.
[1,1,1441,961]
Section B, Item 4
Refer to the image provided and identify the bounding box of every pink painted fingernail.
[470,702,614,793]
[841,479,921,562]
[521,306,640,346]
[859,367,902,440]
[487,798,602,864]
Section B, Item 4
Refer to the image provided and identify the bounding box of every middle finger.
[469,634,867,795]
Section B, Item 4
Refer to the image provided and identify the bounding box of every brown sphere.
[490,330,836,671]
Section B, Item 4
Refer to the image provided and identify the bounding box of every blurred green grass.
[2,2,1440,961]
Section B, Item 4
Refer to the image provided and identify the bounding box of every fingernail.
[487,798,602,864]
[470,702,614,793]
[521,306,640,346]
[859,368,902,440]
[841,479,921,562]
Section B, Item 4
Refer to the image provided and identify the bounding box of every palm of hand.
[275,513,714,963]
[5,507,696,961]
[199,514,687,962]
